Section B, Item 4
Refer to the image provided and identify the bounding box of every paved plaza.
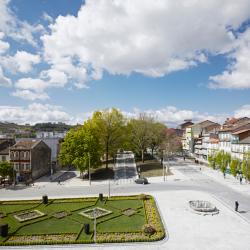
[1,158,250,249]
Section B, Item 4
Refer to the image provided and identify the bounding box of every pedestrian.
[223,172,226,179]
[57,180,61,185]
[235,201,239,212]
[183,156,186,161]
[240,176,242,185]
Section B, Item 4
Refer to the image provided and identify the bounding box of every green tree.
[127,114,152,162]
[230,158,240,177]
[59,120,101,178]
[208,155,215,169]
[242,152,250,182]
[148,122,166,157]
[91,108,125,168]
[0,161,13,178]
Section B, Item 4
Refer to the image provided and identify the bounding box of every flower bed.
[13,210,45,222]
[79,207,112,219]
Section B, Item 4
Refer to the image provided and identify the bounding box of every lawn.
[0,194,165,245]
[137,159,173,177]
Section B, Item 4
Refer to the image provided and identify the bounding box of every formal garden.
[0,194,165,246]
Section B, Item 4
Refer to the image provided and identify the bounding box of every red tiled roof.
[232,128,250,135]
[10,140,40,150]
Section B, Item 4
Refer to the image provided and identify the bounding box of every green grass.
[98,214,145,232]
[0,195,164,245]
[17,217,81,235]
[137,159,173,177]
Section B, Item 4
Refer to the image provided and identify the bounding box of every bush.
[142,224,156,235]
[138,194,147,200]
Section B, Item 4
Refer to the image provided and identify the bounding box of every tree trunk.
[106,142,109,169]
[141,149,144,163]
[151,148,154,158]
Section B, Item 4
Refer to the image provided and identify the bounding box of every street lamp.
[88,152,91,186]
[93,208,97,243]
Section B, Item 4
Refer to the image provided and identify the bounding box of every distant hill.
[0,122,75,134]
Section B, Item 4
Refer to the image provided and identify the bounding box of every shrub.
[138,194,147,200]
[142,224,156,235]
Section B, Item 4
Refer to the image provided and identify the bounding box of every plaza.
[0,158,250,249]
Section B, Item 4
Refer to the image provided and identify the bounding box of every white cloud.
[15,78,48,92]
[11,90,49,101]
[0,32,9,54]
[209,28,250,89]
[40,68,67,87]
[2,51,41,74]
[0,103,73,125]
[42,0,250,85]
[43,12,53,23]
[0,0,44,46]
[234,104,250,118]
[0,66,11,87]
[123,106,226,126]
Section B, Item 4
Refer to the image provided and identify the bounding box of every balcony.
[231,138,239,144]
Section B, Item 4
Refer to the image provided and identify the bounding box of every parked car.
[135,177,148,185]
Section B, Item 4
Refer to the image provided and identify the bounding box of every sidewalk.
[187,159,250,196]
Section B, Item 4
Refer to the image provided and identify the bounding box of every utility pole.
[88,152,91,186]
[108,179,110,197]
[94,208,96,243]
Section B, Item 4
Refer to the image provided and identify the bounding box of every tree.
[91,108,125,168]
[0,161,13,179]
[242,152,250,182]
[59,120,101,178]
[148,122,167,157]
[208,155,215,169]
[127,114,152,162]
[230,158,240,177]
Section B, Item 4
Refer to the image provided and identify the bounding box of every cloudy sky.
[0,0,250,126]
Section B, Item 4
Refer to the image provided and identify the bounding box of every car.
[134,177,148,185]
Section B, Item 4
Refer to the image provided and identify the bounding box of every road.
[1,158,250,223]
[114,152,137,181]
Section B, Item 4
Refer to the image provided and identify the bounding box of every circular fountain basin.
[189,200,219,215]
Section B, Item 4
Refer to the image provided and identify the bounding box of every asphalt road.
[1,159,250,223]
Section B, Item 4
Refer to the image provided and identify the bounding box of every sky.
[0,0,250,127]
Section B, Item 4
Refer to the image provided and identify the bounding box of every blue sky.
[0,0,250,126]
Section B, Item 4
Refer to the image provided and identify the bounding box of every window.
[10,151,14,160]
[25,151,30,160]
[20,151,25,159]
[14,163,19,171]
[14,151,19,159]
[25,163,30,170]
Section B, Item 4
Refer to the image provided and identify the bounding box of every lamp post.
[93,208,96,243]
[108,178,110,197]
[88,152,91,186]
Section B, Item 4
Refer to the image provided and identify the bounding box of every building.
[0,139,15,162]
[182,126,193,155]
[10,140,51,182]
[36,131,67,139]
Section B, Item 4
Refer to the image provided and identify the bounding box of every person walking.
[235,201,239,212]
[240,176,243,184]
